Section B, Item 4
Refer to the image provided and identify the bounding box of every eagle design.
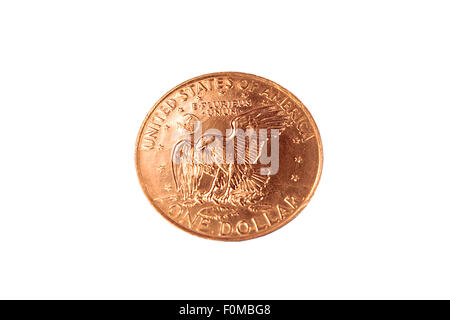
[171,106,289,206]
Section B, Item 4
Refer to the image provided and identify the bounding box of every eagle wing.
[171,139,204,200]
[229,105,289,164]
[226,106,290,203]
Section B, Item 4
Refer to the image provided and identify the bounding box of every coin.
[135,72,322,241]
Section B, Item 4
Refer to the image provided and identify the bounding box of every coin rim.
[135,71,323,241]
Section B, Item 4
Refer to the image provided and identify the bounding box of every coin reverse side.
[135,72,322,241]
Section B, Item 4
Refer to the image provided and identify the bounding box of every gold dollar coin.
[135,72,323,241]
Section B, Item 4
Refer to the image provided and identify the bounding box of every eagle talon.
[194,193,203,204]
[202,191,214,203]
[217,189,231,203]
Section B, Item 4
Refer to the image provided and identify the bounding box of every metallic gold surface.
[135,72,322,241]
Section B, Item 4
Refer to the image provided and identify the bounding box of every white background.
[0,0,449,299]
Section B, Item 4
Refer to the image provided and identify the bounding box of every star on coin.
[292,137,301,144]
[157,144,164,151]
[157,165,165,173]
[294,156,303,164]
[290,174,300,182]
[177,121,188,132]
[164,184,172,192]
